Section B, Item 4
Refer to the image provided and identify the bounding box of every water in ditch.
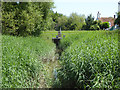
[40,48,62,88]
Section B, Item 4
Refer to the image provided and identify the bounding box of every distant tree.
[83,14,94,30]
[51,11,63,23]
[51,11,64,30]
[114,12,120,26]
[54,12,85,31]
[68,13,85,30]
[57,15,68,30]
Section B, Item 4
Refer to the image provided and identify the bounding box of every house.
[98,17,116,27]
[97,1,120,30]
[96,11,116,28]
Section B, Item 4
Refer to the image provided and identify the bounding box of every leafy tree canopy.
[114,12,120,26]
[2,2,54,36]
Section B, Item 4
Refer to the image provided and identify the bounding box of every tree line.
[2,2,120,36]
[2,2,55,36]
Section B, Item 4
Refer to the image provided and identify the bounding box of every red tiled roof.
[98,17,115,27]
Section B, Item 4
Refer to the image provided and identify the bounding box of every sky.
[53,0,120,19]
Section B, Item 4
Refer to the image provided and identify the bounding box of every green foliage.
[56,31,119,88]
[55,12,85,31]
[57,15,68,30]
[114,12,120,26]
[97,20,103,29]
[0,35,1,88]
[2,2,54,36]
[2,35,56,88]
[82,14,94,30]
[51,11,63,23]
[67,13,85,30]
[82,15,103,30]
[90,24,100,30]
[58,32,82,50]
[50,11,64,30]
[101,22,110,29]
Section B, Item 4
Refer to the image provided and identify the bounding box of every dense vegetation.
[2,2,55,36]
[0,34,1,88]
[55,30,120,88]
[1,1,119,89]
[114,12,120,26]
[2,2,114,37]
[54,13,85,31]
[2,30,120,88]
[82,14,110,30]
[2,35,56,88]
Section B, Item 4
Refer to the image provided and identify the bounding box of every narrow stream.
[41,47,62,88]
[39,34,63,88]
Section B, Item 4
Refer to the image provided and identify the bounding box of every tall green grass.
[2,30,120,88]
[56,30,119,88]
[0,34,2,88]
[2,35,56,88]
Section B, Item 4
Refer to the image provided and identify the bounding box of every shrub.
[101,22,110,29]
[90,24,100,30]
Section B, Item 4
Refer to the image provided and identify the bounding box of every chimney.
[97,11,101,20]
[114,15,116,19]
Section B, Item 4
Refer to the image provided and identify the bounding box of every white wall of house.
[109,21,111,27]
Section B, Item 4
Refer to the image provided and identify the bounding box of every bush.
[101,22,110,29]
[90,24,100,30]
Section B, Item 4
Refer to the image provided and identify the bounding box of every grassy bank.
[2,35,56,88]
[2,30,119,88]
[54,30,120,88]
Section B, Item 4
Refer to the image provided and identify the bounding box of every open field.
[2,30,120,88]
